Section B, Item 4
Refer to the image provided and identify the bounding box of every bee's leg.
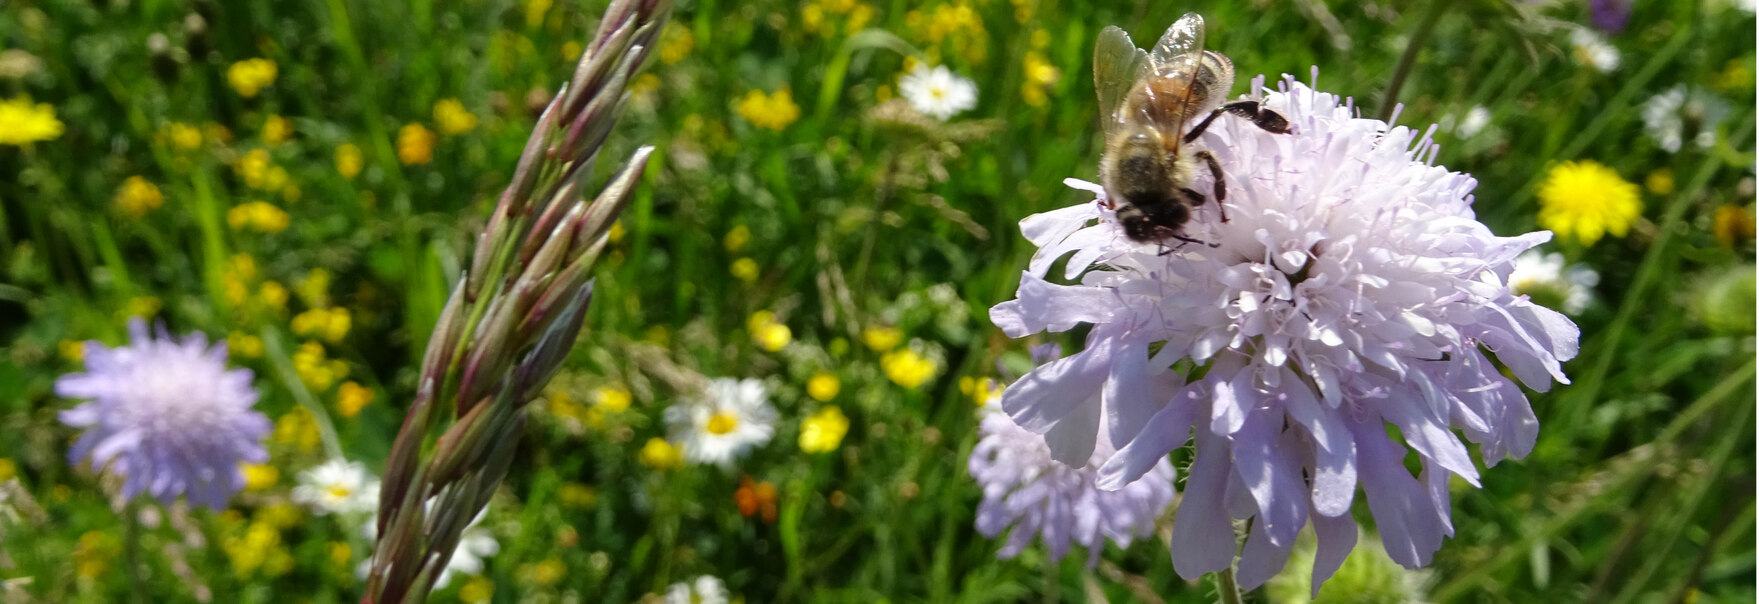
[1219,100,1293,135]
[1192,150,1230,223]
[1158,235,1217,255]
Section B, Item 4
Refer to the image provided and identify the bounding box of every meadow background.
[0,0,1755,602]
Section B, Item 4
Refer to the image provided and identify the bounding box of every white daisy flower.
[1454,106,1492,138]
[1510,250,1600,315]
[665,378,777,468]
[899,64,978,120]
[292,458,379,515]
[1642,85,1732,153]
[1569,27,1620,73]
[665,575,730,604]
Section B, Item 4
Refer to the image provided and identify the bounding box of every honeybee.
[1095,13,1292,246]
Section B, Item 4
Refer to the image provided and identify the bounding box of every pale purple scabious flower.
[57,318,269,509]
[968,406,1176,567]
[990,73,1580,594]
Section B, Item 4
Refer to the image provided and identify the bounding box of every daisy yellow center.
[706,411,739,435]
[327,484,353,499]
[1536,160,1642,246]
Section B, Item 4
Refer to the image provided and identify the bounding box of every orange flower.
[733,476,778,523]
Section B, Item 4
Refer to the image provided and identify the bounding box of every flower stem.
[124,500,148,603]
[1377,0,1449,123]
[1214,566,1245,604]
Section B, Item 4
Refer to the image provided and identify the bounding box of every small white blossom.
[899,64,978,120]
[292,458,378,515]
[1570,27,1620,73]
[665,378,777,468]
[1642,85,1731,153]
[665,575,730,604]
[1510,250,1600,315]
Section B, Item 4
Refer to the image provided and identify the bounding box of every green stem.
[260,326,345,460]
[1214,566,1245,604]
[124,500,148,603]
[1377,0,1449,123]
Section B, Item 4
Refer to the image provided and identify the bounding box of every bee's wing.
[1148,13,1207,135]
[1093,25,1149,136]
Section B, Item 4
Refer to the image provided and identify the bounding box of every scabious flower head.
[665,378,777,468]
[968,407,1176,567]
[990,74,1580,594]
[57,318,269,509]
[1537,159,1642,246]
[899,63,978,120]
[1509,250,1599,315]
[0,96,63,145]
[292,458,378,515]
[665,575,729,604]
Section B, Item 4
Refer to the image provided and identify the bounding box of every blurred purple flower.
[990,74,1579,594]
[968,406,1176,567]
[1590,0,1632,32]
[57,318,269,509]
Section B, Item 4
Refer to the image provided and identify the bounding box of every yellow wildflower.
[338,381,375,418]
[0,458,14,482]
[799,405,850,453]
[608,221,626,244]
[1537,160,1642,246]
[724,224,751,252]
[736,88,801,131]
[261,165,290,194]
[298,268,332,308]
[807,372,840,402]
[292,341,347,391]
[748,310,791,352]
[397,123,435,165]
[227,201,291,234]
[595,386,632,413]
[228,332,265,359]
[861,325,902,351]
[881,349,936,389]
[113,176,165,218]
[292,307,351,343]
[433,99,478,136]
[163,122,203,151]
[222,520,282,577]
[258,280,289,312]
[803,3,825,33]
[849,3,874,31]
[1645,169,1674,196]
[75,531,119,579]
[959,376,1004,406]
[638,437,683,470]
[659,24,694,64]
[524,0,552,27]
[335,143,363,179]
[258,502,304,529]
[1021,50,1060,107]
[731,257,759,282]
[226,58,278,98]
[241,463,278,491]
[561,41,583,61]
[0,96,63,145]
[261,115,292,146]
[1713,58,1752,93]
[233,149,272,189]
[59,339,85,361]
[528,558,566,586]
[559,482,597,509]
[460,575,494,604]
[203,122,234,145]
[274,408,323,453]
[1713,205,1755,248]
[327,542,353,569]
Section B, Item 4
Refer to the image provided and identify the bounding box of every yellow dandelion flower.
[327,542,352,569]
[861,325,902,351]
[433,98,478,136]
[233,149,272,189]
[1645,169,1674,196]
[1713,205,1755,248]
[803,3,826,33]
[736,88,800,131]
[0,96,63,145]
[396,123,435,165]
[594,386,632,414]
[241,463,279,491]
[731,257,760,282]
[0,458,15,482]
[638,437,683,470]
[559,483,597,509]
[261,115,292,146]
[274,408,322,452]
[807,372,840,402]
[59,339,85,361]
[292,341,341,392]
[261,165,290,194]
[460,575,494,604]
[1537,160,1642,246]
[335,143,364,179]
[164,122,203,151]
[258,280,289,312]
[748,311,791,351]
[228,331,264,359]
[799,405,850,453]
[849,4,874,31]
[561,40,583,61]
[659,24,694,64]
[113,176,165,218]
[881,349,936,389]
[226,58,278,98]
[298,268,332,308]
[228,201,291,233]
[724,224,751,252]
[293,307,350,342]
[337,381,375,418]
